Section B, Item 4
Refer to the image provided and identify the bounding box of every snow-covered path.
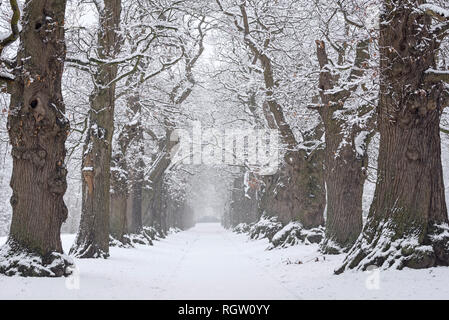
[158,223,298,299]
[2,222,449,299]
[0,223,298,299]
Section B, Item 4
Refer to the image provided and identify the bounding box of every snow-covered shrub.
[248,215,283,241]
[269,221,324,249]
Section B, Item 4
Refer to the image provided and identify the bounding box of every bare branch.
[424,69,449,84]
[337,0,364,29]
[420,4,449,22]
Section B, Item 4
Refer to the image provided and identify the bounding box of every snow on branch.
[419,3,449,39]
[420,4,449,21]
[0,0,20,57]
[0,71,14,91]
[424,68,449,84]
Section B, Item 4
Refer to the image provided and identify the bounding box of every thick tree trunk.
[337,1,449,272]
[229,169,259,227]
[237,5,326,231]
[0,0,73,277]
[143,177,166,238]
[259,124,326,229]
[110,188,129,245]
[315,39,372,253]
[110,132,130,246]
[128,120,145,234]
[141,128,176,235]
[70,0,121,258]
[320,123,366,253]
[109,88,145,239]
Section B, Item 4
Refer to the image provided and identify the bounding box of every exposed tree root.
[143,226,160,240]
[109,236,133,248]
[335,221,449,274]
[126,230,153,246]
[269,221,324,249]
[168,227,182,234]
[233,223,252,234]
[248,215,283,241]
[320,238,349,255]
[0,240,74,277]
[69,242,109,259]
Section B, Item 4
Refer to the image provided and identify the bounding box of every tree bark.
[229,169,259,227]
[227,2,326,231]
[0,0,72,277]
[110,125,131,246]
[259,124,326,229]
[70,0,121,258]
[337,0,449,272]
[316,39,372,253]
[127,96,145,234]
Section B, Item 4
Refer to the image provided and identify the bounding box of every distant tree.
[215,0,326,231]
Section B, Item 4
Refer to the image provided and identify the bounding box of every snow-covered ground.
[0,222,448,299]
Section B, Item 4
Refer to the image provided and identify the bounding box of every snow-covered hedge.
[269,221,324,249]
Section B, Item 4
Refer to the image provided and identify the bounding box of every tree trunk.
[129,158,144,233]
[110,187,129,246]
[320,122,366,253]
[235,2,327,231]
[110,130,130,246]
[0,0,72,277]
[337,1,449,272]
[229,169,259,227]
[259,124,326,229]
[127,97,145,234]
[70,0,121,258]
[315,39,372,253]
